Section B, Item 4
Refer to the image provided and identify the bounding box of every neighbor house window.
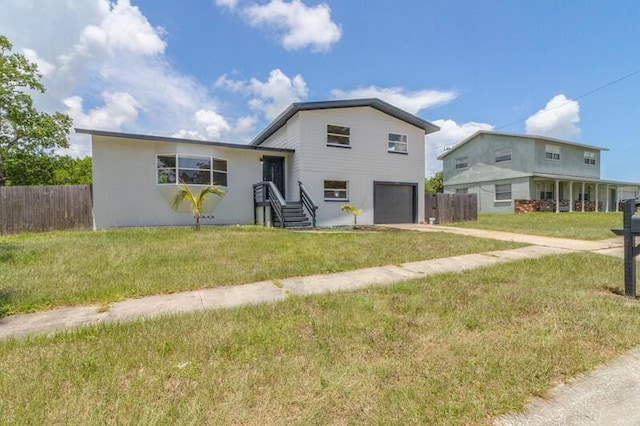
[584,151,596,165]
[388,133,408,153]
[545,145,560,160]
[455,157,468,169]
[324,180,348,201]
[494,148,512,163]
[456,188,468,194]
[327,125,350,147]
[537,182,554,200]
[157,155,228,186]
[495,183,512,201]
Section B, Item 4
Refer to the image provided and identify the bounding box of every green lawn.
[449,212,623,240]
[0,226,522,315]
[1,253,638,424]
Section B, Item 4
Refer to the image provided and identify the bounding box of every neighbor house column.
[595,183,599,212]
[569,181,574,212]
[581,182,586,212]
[555,179,560,213]
[617,186,621,212]
[606,184,610,213]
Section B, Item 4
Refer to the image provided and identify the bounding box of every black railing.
[298,181,318,228]
[253,181,287,227]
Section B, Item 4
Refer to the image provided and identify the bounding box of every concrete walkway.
[1,224,637,424]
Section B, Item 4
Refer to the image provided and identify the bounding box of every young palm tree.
[341,204,363,227]
[172,182,225,230]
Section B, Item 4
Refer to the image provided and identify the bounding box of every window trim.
[388,132,408,154]
[494,183,512,202]
[323,180,349,202]
[584,151,596,166]
[455,157,469,170]
[545,144,560,161]
[156,154,228,187]
[494,148,512,163]
[326,124,351,148]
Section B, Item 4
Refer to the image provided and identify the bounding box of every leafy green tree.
[425,171,443,193]
[52,156,92,185]
[0,34,71,186]
[172,182,225,231]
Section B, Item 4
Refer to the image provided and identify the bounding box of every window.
[388,133,408,153]
[494,148,512,163]
[324,180,348,201]
[584,151,596,165]
[327,125,350,147]
[455,157,468,170]
[545,145,560,160]
[495,183,512,201]
[157,155,228,186]
[537,182,554,200]
[456,188,468,194]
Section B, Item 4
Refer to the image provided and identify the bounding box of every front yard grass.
[449,212,622,240]
[1,252,638,424]
[0,226,522,315]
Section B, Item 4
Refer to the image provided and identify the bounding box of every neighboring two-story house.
[78,98,439,229]
[438,131,640,214]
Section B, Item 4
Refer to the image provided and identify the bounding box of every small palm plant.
[341,204,362,227]
[172,182,225,231]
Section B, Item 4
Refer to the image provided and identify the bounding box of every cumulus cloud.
[0,0,241,156]
[216,69,308,120]
[426,119,494,175]
[525,94,580,139]
[331,86,457,115]
[217,0,342,52]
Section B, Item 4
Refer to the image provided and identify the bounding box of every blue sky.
[1,0,639,180]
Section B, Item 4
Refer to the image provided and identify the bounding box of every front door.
[262,156,285,197]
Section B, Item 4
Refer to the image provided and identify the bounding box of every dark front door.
[262,156,285,196]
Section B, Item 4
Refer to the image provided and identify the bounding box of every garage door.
[373,182,417,224]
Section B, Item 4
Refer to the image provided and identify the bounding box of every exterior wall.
[92,136,286,229]
[444,176,531,214]
[442,133,534,187]
[533,140,600,178]
[294,107,426,226]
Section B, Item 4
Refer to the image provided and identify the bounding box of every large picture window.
[327,125,350,147]
[324,180,348,201]
[388,133,408,153]
[157,155,228,186]
[495,183,512,201]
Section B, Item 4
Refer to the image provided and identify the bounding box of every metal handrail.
[298,181,318,228]
[253,181,286,227]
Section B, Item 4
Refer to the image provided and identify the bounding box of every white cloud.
[218,0,342,52]
[331,86,457,115]
[525,94,580,139]
[216,69,308,120]
[426,119,494,175]
[0,0,243,156]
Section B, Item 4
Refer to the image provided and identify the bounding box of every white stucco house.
[77,98,439,230]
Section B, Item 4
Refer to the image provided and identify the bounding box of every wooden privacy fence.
[0,185,93,235]
[425,192,478,224]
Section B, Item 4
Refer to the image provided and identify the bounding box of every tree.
[172,182,225,230]
[341,204,362,227]
[0,34,71,186]
[425,171,443,193]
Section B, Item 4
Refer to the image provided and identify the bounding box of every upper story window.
[388,133,408,153]
[455,157,468,170]
[584,151,596,165]
[494,148,512,163]
[157,154,228,186]
[545,145,560,161]
[327,125,350,148]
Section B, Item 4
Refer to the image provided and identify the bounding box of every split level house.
[77,98,440,230]
[438,131,640,214]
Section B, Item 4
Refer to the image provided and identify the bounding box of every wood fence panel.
[0,185,93,235]
[425,193,478,224]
